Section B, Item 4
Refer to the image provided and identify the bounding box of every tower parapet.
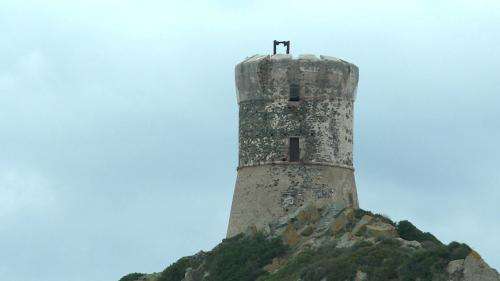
[227,53,360,237]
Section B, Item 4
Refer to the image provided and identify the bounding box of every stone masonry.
[227,53,360,237]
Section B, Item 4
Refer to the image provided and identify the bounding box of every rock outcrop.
[447,251,500,281]
[119,204,499,281]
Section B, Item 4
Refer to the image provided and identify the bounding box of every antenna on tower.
[273,40,290,54]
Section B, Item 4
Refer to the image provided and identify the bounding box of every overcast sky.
[1,1,499,280]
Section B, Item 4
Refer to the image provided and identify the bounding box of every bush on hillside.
[260,239,408,281]
[261,238,472,281]
[158,257,198,281]
[158,233,287,281]
[353,209,395,226]
[118,273,146,281]
[396,220,441,245]
[204,233,287,281]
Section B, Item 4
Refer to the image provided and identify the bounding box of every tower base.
[227,163,358,237]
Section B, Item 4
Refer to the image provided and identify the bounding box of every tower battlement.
[236,54,358,103]
[227,52,360,238]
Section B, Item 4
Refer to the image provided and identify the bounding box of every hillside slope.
[120,204,499,281]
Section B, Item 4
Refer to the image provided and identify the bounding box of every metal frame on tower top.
[273,40,290,54]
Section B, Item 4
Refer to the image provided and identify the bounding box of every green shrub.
[262,239,411,281]
[158,257,196,281]
[399,246,450,281]
[354,209,395,226]
[257,249,314,281]
[398,241,471,281]
[204,233,287,281]
[262,237,471,281]
[447,241,471,260]
[396,220,441,245]
[157,233,287,281]
[119,273,146,281]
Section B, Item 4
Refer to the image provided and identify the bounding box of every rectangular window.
[289,83,300,101]
[289,137,300,162]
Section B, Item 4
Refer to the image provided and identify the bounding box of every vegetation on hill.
[259,239,470,281]
[119,206,498,281]
[119,273,146,281]
[157,234,287,281]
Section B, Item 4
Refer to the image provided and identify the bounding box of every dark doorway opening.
[289,137,300,162]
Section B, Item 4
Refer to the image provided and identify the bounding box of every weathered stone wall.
[227,54,360,237]
[238,97,354,167]
[227,164,358,237]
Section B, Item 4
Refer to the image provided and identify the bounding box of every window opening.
[289,83,300,101]
[289,137,300,162]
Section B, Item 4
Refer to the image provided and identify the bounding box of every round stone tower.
[227,53,359,237]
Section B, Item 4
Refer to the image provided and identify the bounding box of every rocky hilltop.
[119,204,499,281]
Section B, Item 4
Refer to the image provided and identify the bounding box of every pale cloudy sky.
[0,1,499,280]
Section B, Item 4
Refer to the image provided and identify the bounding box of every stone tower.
[227,52,359,237]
